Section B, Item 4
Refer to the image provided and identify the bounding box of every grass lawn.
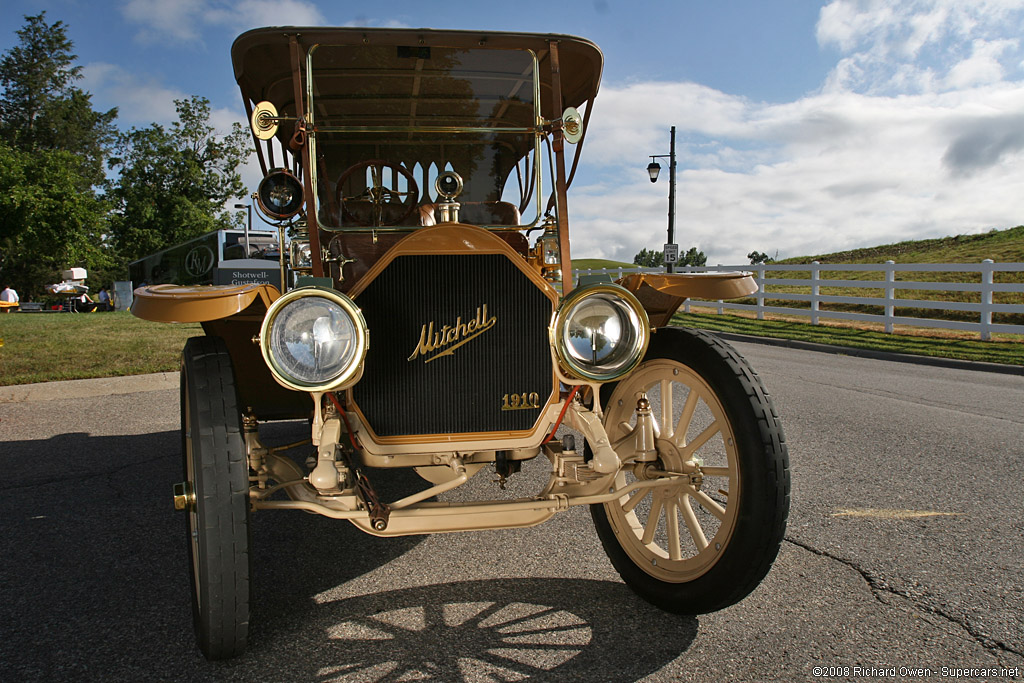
[0,311,201,386]
[673,309,1024,367]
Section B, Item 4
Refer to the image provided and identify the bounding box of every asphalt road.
[1,343,1022,682]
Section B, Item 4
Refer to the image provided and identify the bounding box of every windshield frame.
[305,43,545,232]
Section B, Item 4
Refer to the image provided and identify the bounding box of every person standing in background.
[97,287,111,311]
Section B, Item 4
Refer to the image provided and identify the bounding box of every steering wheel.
[336,159,419,226]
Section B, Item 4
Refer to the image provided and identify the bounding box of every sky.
[3,0,1024,265]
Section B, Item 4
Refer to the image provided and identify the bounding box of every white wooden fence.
[573,260,1024,341]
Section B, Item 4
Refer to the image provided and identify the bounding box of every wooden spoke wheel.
[591,328,790,614]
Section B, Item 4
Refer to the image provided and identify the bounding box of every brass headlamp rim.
[550,284,650,383]
[259,287,369,393]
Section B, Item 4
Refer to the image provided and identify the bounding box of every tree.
[0,142,110,297]
[0,13,117,294]
[748,250,775,265]
[680,247,707,267]
[633,248,664,267]
[0,12,117,186]
[106,96,252,263]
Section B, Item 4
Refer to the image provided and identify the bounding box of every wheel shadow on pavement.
[238,577,698,682]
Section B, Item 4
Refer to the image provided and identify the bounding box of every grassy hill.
[781,225,1024,264]
[574,257,635,270]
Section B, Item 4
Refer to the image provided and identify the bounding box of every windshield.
[307,44,544,230]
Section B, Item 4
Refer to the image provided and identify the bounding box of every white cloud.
[82,62,248,136]
[570,79,1024,265]
[339,18,413,29]
[815,0,1024,94]
[81,62,188,126]
[946,38,1017,88]
[207,0,327,33]
[120,0,325,44]
[121,0,207,43]
[816,0,897,53]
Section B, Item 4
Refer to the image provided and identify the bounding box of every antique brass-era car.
[132,27,790,660]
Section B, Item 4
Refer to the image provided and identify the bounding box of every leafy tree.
[0,13,117,294]
[680,247,707,267]
[0,142,110,297]
[633,247,664,267]
[748,250,775,265]
[106,96,251,263]
[0,12,117,186]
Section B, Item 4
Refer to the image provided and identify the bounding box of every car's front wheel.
[180,336,251,660]
[591,327,789,614]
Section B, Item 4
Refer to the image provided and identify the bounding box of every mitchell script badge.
[407,305,497,364]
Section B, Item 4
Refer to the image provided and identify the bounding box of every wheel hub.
[173,481,196,511]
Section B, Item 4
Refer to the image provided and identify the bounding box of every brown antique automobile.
[132,27,790,660]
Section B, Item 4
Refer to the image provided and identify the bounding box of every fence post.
[716,265,724,314]
[884,260,895,333]
[756,267,765,320]
[980,259,994,341]
[810,261,820,326]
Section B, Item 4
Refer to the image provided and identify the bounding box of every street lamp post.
[646,125,677,273]
[234,203,252,257]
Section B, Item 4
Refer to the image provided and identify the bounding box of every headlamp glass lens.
[269,297,358,384]
[268,182,295,209]
[561,292,644,379]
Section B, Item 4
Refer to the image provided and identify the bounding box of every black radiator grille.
[352,254,553,437]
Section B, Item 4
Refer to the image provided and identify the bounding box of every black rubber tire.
[181,336,251,660]
[590,327,790,614]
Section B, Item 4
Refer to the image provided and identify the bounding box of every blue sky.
[3,0,1024,264]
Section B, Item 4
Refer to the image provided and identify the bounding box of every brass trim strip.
[311,125,537,134]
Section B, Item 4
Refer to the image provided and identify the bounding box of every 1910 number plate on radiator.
[502,392,541,411]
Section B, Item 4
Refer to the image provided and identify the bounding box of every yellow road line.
[832,508,961,519]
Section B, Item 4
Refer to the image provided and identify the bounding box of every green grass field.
[0,311,201,385]
[672,310,1023,366]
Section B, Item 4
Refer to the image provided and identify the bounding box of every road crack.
[785,536,1024,661]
